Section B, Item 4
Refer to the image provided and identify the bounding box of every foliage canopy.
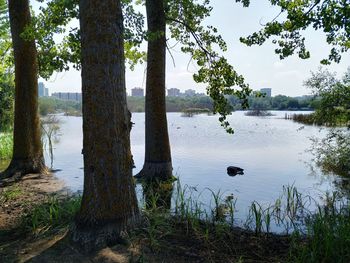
[236,0,350,64]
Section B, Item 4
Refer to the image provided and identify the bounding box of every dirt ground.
[0,174,291,263]
[0,173,66,230]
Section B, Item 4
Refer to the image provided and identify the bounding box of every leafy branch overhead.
[235,0,350,64]
[3,0,254,133]
[22,0,146,79]
[166,0,253,133]
[31,0,254,133]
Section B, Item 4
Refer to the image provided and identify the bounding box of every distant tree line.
[38,97,82,116]
[38,94,318,116]
[129,94,318,112]
[233,94,319,111]
[127,96,214,112]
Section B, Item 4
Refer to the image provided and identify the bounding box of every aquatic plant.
[41,115,61,168]
[245,109,273,117]
[11,178,350,262]
[287,113,318,125]
[289,194,350,263]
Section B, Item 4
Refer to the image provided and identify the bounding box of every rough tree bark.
[136,0,173,181]
[0,0,46,180]
[72,0,139,251]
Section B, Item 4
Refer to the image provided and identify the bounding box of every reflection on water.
[41,112,340,225]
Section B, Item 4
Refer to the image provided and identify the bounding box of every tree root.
[0,158,48,185]
[134,161,173,181]
[70,219,136,253]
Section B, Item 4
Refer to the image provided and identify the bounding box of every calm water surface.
[44,111,341,224]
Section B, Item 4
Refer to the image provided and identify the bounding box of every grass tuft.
[289,194,350,263]
[20,195,81,235]
[0,186,22,203]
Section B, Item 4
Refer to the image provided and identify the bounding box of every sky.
[35,0,350,97]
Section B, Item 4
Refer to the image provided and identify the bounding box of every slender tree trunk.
[72,0,139,251]
[136,0,173,181]
[0,0,46,180]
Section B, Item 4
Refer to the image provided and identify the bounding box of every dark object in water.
[50,168,62,173]
[227,166,244,176]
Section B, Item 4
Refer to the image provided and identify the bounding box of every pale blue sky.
[35,0,350,97]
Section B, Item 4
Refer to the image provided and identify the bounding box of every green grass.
[289,193,350,263]
[139,181,350,262]
[0,185,22,203]
[9,179,350,262]
[20,195,81,235]
[0,132,12,160]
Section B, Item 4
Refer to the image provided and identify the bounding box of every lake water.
[1,111,342,230]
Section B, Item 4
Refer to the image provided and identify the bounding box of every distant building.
[184,89,196,97]
[167,88,180,97]
[51,92,82,102]
[38,82,49,97]
[131,87,144,97]
[260,88,272,97]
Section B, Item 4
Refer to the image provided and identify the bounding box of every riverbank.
[1,175,350,262]
[0,175,291,262]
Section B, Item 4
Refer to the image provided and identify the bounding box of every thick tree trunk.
[136,0,173,181]
[0,0,46,180]
[72,0,139,251]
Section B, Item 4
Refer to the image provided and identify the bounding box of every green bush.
[310,130,350,177]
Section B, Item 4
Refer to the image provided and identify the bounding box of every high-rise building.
[260,88,272,97]
[51,92,82,102]
[184,89,196,97]
[131,87,144,97]
[167,88,180,97]
[38,82,49,97]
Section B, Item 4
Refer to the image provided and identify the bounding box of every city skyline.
[42,86,317,99]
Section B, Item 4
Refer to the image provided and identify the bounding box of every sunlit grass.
[0,185,22,203]
[0,132,12,160]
